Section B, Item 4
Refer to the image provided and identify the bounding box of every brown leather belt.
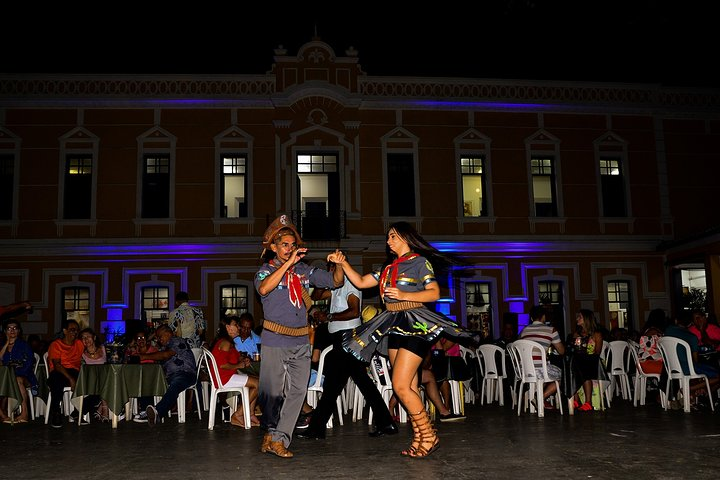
[262,319,309,336]
[385,301,423,311]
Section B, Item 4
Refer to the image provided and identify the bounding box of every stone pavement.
[2,397,719,479]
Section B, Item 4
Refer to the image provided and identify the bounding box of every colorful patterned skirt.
[342,302,479,363]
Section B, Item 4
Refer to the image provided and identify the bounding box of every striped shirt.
[519,321,562,367]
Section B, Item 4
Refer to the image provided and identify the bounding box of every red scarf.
[379,253,419,300]
[272,259,304,309]
[287,268,303,309]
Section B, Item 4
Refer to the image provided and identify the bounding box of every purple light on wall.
[414,100,572,110]
[431,241,553,253]
[67,244,235,256]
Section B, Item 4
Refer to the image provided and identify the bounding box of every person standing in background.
[169,291,206,349]
[298,258,397,440]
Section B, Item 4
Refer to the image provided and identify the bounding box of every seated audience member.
[137,324,196,426]
[0,319,38,423]
[519,305,566,410]
[233,313,262,358]
[638,309,666,375]
[688,309,720,355]
[210,316,260,427]
[494,322,518,350]
[125,329,159,363]
[79,327,108,423]
[430,337,472,416]
[571,309,603,412]
[126,329,160,422]
[665,311,720,406]
[46,319,84,427]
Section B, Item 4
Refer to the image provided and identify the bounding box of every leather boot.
[260,433,272,453]
[264,439,293,458]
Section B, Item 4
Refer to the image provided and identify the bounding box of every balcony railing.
[290,210,346,241]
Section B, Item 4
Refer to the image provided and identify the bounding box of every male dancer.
[298,258,398,440]
[255,214,344,458]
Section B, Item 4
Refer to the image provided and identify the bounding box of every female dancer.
[338,221,478,458]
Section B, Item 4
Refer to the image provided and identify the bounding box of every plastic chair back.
[307,345,343,427]
[476,344,507,406]
[201,347,250,429]
[658,336,714,413]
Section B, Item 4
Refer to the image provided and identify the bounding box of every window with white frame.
[599,157,627,217]
[537,280,565,338]
[222,155,247,218]
[63,154,93,219]
[465,282,492,338]
[62,286,91,330]
[387,153,416,217]
[141,286,170,327]
[220,285,249,319]
[461,156,487,217]
[141,155,170,218]
[607,280,632,330]
[531,156,558,217]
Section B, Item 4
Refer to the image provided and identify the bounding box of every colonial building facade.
[1,38,719,341]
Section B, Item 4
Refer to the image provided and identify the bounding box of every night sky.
[4,1,717,88]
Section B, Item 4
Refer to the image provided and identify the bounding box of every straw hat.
[361,305,380,322]
[261,214,303,257]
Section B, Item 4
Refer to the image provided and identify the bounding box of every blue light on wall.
[101,321,125,343]
[435,303,451,315]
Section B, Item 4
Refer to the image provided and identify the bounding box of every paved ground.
[2,396,719,479]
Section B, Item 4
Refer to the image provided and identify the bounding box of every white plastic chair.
[509,339,563,417]
[458,345,477,408]
[306,345,343,428]
[658,336,714,413]
[605,340,632,402]
[627,342,663,407]
[369,353,407,424]
[505,342,522,409]
[5,352,39,421]
[475,344,507,406]
[174,348,203,423]
[201,347,251,429]
[42,352,74,424]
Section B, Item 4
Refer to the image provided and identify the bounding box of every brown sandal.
[407,410,439,458]
[230,411,246,428]
[401,410,422,456]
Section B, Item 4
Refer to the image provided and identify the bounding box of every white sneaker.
[133,411,148,423]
